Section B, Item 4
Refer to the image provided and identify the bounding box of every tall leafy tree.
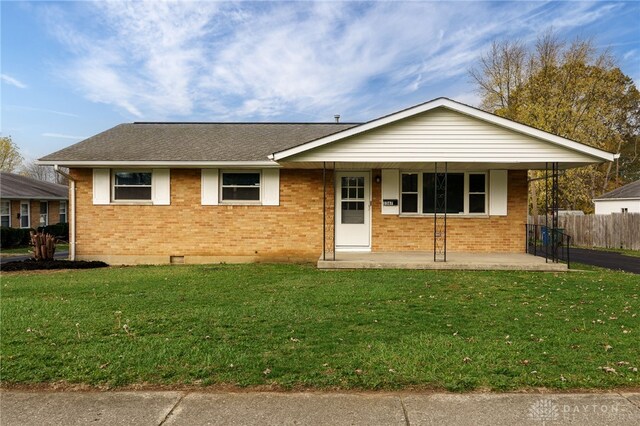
[0,136,23,172]
[470,32,640,213]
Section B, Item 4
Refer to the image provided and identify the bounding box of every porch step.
[317,252,568,271]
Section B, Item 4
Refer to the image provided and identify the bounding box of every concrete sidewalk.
[1,391,639,425]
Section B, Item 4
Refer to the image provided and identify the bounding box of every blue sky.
[1,1,639,161]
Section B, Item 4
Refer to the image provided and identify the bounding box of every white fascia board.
[272,97,615,162]
[593,197,640,202]
[36,160,280,168]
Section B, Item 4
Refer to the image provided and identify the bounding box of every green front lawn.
[1,264,638,391]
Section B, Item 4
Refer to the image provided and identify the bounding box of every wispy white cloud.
[623,49,637,61]
[42,132,86,139]
[545,2,622,33]
[41,1,625,121]
[5,105,79,117]
[1,73,27,89]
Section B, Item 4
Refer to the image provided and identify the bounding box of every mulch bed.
[1,259,108,272]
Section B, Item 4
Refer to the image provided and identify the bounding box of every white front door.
[336,171,370,249]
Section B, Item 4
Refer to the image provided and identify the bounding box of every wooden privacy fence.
[530,213,640,250]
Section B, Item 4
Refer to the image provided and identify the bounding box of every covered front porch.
[270,98,614,271]
[317,251,568,271]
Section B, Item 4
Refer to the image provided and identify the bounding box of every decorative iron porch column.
[332,162,336,261]
[322,162,326,261]
[543,162,561,263]
[434,162,448,262]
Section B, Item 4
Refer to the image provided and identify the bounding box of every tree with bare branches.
[470,32,640,213]
[21,162,69,185]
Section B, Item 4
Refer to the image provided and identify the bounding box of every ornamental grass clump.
[29,230,56,261]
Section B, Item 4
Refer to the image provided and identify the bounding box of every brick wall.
[370,169,527,253]
[71,168,330,263]
[7,199,64,229]
[71,168,527,264]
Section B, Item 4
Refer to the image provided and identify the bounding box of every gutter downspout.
[53,165,76,261]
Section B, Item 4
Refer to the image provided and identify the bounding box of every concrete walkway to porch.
[317,252,568,271]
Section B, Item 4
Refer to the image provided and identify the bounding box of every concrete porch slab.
[317,252,568,271]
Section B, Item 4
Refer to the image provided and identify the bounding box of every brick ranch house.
[39,98,615,266]
[0,172,68,229]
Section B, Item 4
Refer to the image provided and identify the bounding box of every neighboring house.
[0,172,69,229]
[593,179,640,214]
[38,98,615,265]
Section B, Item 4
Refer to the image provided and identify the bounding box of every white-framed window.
[20,201,30,228]
[220,170,261,202]
[39,201,48,227]
[400,171,487,215]
[468,173,487,214]
[59,201,67,223]
[1,200,10,228]
[112,171,152,201]
[400,173,419,213]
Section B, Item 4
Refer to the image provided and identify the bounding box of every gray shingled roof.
[0,172,68,200]
[39,122,360,162]
[594,179,640,200]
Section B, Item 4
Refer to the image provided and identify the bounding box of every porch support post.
[545,162,549,263]
[444,162,448,262]
[552,161,559,263]
[333,162,336,261]
[434,162,437,262]
[433,162,448,262]
[322,162,326,261]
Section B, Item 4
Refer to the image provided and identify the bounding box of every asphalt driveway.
[570,248,640,274]
[0,251,69,265]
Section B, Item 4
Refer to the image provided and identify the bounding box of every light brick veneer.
[370,169,527,253]
[71,168,527,264]
[71,168,331,264]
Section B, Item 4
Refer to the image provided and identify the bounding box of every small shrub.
[0,227,33,249]
[42,223,69,241]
